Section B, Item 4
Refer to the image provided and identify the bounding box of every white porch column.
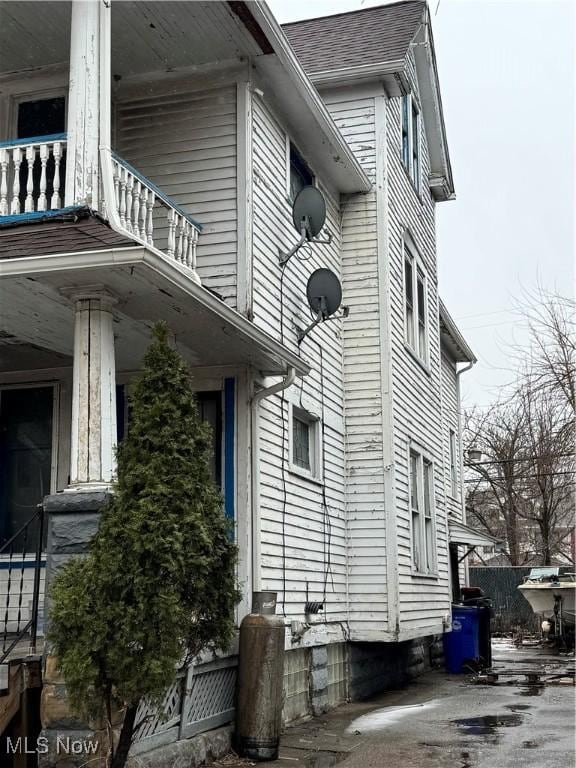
[65,0,101,208]
[69,290,117,487]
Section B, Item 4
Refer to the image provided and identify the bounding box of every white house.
[0,0,495,760]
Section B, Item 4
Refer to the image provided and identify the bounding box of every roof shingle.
[282,1,425,76]
[0,207,137,259]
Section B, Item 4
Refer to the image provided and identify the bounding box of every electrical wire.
[279,265,288,618]
[466,453,575,467]
[465,470,575,483]
[299,332,335,605]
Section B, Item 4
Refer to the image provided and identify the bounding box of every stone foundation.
[126,726,233,768]
[39,491,111,768]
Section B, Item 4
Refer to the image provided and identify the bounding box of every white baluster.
[176,216,184,263]
[25,145,35,212]
[52,142,62,209]
[146,191,155,245]
[189,228,198,272]
[182,222,190,267]
[132,180,141,239]
[112,162,120,213]
[11,147,22,214]
[125,173,134,232]
[0,149,8,215]
[139,187,148,240]
[167,208,177,258]
[38,143,48,211]
[119,166,127,228]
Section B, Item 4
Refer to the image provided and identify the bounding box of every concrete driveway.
[217,640,575,768]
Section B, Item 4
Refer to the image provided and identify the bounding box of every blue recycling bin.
[443,605,481,673]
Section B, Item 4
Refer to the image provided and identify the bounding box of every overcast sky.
[268,0,575,409]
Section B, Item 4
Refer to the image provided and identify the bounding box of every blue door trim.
[223,378,235,524]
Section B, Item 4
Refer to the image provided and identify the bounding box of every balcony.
[0,135,202,280]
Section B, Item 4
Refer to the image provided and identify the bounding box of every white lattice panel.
[180,656,238,739]
[131,673,183,753]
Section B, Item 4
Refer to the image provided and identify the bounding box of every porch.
[0,138,202,279]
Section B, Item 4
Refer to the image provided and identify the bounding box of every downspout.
[456,360,475,589]
[250,367,297,591]
[456,360,475,522]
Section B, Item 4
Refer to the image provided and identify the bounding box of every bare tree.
[515,287,575,416]
[464,402,530,565]
[520,384,575,565]
[465,287,575,566]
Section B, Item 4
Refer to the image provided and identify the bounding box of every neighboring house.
[0,0,496,759]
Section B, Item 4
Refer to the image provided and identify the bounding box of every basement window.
[289,405,321,480]
[289,142,314,202]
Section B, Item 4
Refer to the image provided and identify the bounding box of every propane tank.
[236,591,285,761]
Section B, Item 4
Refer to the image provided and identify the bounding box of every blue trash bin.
[443,605,481,673]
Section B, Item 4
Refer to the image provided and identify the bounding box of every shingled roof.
[0,207,137,259]
[282,1,425,77]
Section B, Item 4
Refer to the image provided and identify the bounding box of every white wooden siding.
[115,86,238,305]
[251,94,347,624]
[385,53,452,634]
[441,348,463,520]
[321,62,453,640]
[322,88,390,638]
[440,347,467,591]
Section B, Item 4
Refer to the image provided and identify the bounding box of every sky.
[268,0,575,409]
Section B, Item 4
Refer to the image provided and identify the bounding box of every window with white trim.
[409,447,436,574]
[289,405,321,480]
[401,94,420,190]
[404,242,428,362]
[289,142,314,203]
[449,428,458,498]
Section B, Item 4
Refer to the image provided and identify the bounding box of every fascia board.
[250,2,371,194]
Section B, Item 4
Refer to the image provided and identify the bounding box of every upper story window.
[449,428,458,499]
[409,446,436,575]
[404,240,428,364]
[289,142,314,202]
[401,94,420,191]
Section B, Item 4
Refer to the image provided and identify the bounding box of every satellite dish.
[306,268,342,319]
[292,186,326,240]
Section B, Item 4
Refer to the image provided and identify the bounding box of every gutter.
[456,359,475,523]
[304,59,405,87]
[250,2,371,194]
[250,367,297,590]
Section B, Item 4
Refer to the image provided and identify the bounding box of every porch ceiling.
[0,247,310,377]
[0,1,262,77]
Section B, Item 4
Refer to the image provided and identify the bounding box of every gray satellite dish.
[292,186,326,240]
[306,268,342,318]
[279,186,331,266]
[298,268,347,343]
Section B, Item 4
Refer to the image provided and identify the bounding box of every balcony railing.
[110,154,201,273]
[0,136,202,281]
[0,134,66,215]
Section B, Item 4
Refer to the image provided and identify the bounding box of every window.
[290,406,321,479]
[289,142,313,202]
[404,242,428,362]
[116,386,223,487]
[449,429,458,498]
[401,94,420,190]
[409,447,436,574]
